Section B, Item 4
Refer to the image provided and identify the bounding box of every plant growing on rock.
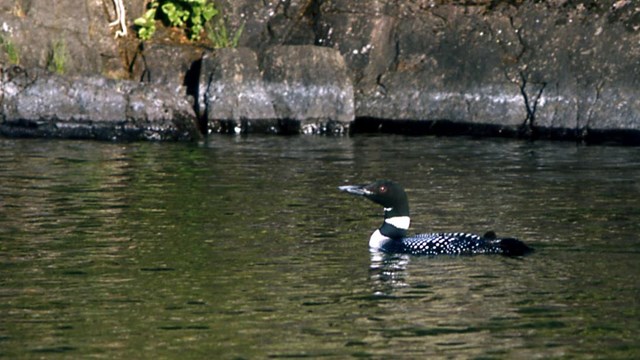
[134,0,218,41]
[48,40,67,75]
[207,16,244,49]
[0,34,20,65]
[134,3,158,40]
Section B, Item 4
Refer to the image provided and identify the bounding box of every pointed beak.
[338,184,370,196]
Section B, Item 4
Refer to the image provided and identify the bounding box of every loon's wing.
[398,232,495,255]
[398,232,532,256]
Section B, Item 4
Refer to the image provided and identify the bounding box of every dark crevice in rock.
[518,71,546,140]
[306,0,325,47]
[135,45,151,83]
[312,5,333,47]
[391,36,401,73]
[509,15,527,62]
[127,43,144,82]
[184,57,206,135]
[577,80,604,143]
[375,73,388,96]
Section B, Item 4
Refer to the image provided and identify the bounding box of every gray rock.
[132,42,203,88]
[218,0,315,50]
[317,13,396,89]
[2,0,639,143]
[198,45,354,134]
[510,3,640,141]
[199,48,277,134]
[261,45,354,134]
[1,67,199,141]
[0,0,125,76]
[354,2,640,142]
[355,10,525,136]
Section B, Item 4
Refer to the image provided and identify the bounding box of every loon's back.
[382,232,531,256]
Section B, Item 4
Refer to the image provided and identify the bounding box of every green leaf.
[162,3,183,26]
[202,4,218,21]
[134,8,157,26]
[232,22,245,47]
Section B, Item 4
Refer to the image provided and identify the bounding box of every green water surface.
[1,136,639,358]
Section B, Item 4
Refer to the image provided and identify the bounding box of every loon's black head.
[339,180,410,218]
[339,180,411,241]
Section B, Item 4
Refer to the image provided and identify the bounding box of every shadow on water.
[0,136,639,358]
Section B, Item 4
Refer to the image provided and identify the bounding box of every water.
[1,135,639,359]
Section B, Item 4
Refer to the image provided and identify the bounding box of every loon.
[339,180,532,256]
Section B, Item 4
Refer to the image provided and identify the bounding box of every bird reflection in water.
[368,251,411,296]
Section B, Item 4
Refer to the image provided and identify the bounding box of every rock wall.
[1,0,639,143]
[1,66,199,140]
